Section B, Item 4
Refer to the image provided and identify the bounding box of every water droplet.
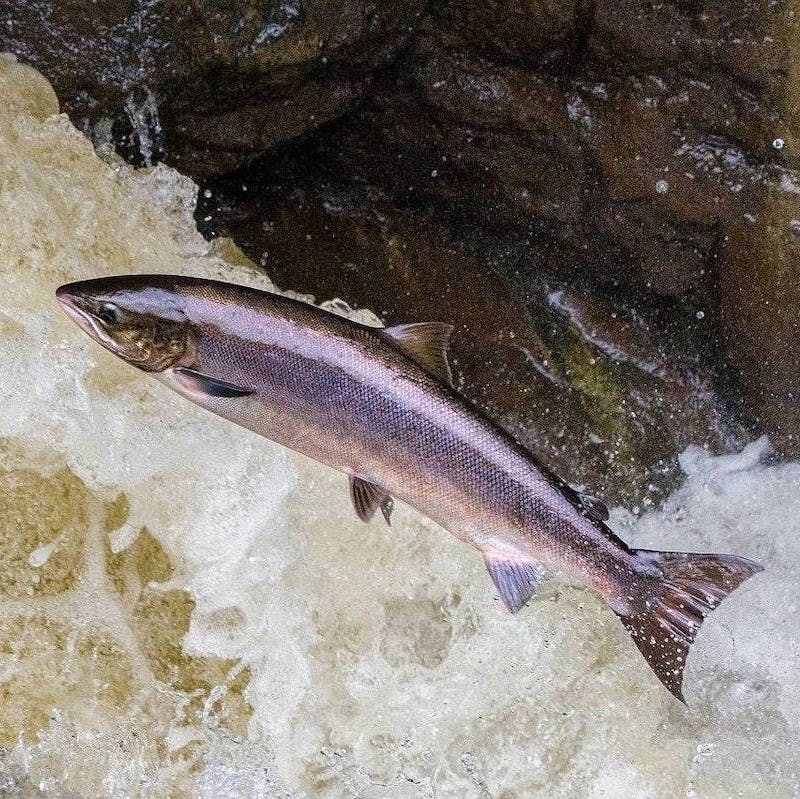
[773,138,784,150]
[696,310,705,320]
[655,180,669,194]
[124,86,161,166]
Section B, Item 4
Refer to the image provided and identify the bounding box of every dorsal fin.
[380,322,454,387]
[349,475,393,525]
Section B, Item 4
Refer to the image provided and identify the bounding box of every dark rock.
[198,185,746,504]
[262,38,778,302]
[0,0,426,173]
[720,188,800,456]
[431,0,591,59]
[591,0,788,91]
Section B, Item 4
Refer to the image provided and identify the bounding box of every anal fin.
[349,475,393,525]
[484,554,545,613]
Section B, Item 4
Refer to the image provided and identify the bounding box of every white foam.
[27,543,56,568]
[1,56,798,797]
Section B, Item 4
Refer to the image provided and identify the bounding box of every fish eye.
[97,302,120,325]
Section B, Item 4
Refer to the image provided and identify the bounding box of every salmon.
[56,274,762,702]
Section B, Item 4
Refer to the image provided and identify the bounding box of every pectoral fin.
[349,475,393,525]
[381,322,455,387]
[485,554,545,613]
[172,367,255,398]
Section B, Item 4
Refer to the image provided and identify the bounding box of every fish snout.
[55,283,101,340]
[56,283,79,312]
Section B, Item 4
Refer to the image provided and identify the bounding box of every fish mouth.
[56,285,113,346]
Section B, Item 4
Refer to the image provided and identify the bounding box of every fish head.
[56,275,194,372]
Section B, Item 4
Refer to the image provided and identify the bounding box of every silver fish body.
[57,275,762,701]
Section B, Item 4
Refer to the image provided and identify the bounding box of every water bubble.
[773,138,784,150]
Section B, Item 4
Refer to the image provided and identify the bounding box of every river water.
[0,56,797,798]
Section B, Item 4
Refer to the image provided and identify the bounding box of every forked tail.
[617,550,762,702]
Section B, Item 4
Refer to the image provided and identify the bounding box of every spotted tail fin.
[616,550,762,702]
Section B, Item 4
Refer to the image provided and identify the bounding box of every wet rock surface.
[4,0,800,471]
[0,1,426,173]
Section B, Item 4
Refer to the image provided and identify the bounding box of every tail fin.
[616,550,762,702]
